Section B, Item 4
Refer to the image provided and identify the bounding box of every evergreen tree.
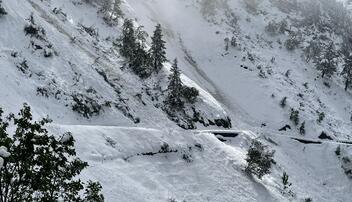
[84,181,104,202]
[282,172,291,190]
[0,104,104,202]
[290,108,299,126]
[165,59,184,112]
[181,86,199,104]
[120,19,136,59]
[245,140,275,179]
[150,24,167,73]
[130,26,151,78]
[135,25,149,46]
[0,0,6,16]
[280,97,287,108]
[315,42,338,78]
[299,121,306,135]
[119,20,151,78]
[130,42,151,78]
[317,111,325,123]
[303,37,321,62]
[112,0,123,19]
[101,0,122,25]
[342,53,352,91]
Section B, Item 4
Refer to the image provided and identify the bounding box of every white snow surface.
[0,0,352,201]
[0,146,10,169]
[0,146,10,158]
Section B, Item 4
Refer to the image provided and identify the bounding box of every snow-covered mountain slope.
[127,0,352,139]
[49,125,282,202]
[0,0,230,129]
[48,124,352,202]
[0,0,352,201]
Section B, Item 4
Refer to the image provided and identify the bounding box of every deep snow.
[0,0,352,201]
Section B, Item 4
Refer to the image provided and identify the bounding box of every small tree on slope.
[111,0,123,20]
[290,108,300,126]
[119,19,151,78]
[245,140,275,179]
[0,104,103,201]
[342,53,352,91]
[101,0,123,25]
[164,59,184,113]
[120,19,136,59]
[131,25,151,78]
[131,42,152,78]
[150,24,167,73]
[0,0,6,16]
[84,181,105,202]
[315,42,338,78]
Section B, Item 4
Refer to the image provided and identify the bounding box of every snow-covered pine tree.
[0,104,104,201]
[342,53,352,91]
[120,19,136,59]
[130,26,151,78]
[245,140,275,179]
[101,0,122,25]
[130,42,151,78]
[290,108,299,126]
[24,13,46,40]
[84,181,105,202]
[315,42,338,78]
[0,0,6,16]
[300,121,306,135]
[135,25,149,46]
[119,20,151,78]
[304,37,321,62]
[112,0,123,19]
[150,24,167,73]
[165,59,184,112]
[181,86,199,104]
[282,172,290,190]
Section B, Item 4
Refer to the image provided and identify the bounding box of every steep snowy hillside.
[0,0,352,201]
[128,0,352,139]
[124,0,352,200]
[0,0,230,129]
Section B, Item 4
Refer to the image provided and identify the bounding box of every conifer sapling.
[120,19,136,59]
[164,59,184,112]
[150,24,167,73]
[245,139,275,179]
[342,53,352,91]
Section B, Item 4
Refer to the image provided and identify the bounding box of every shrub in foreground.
[0,104,104,201]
